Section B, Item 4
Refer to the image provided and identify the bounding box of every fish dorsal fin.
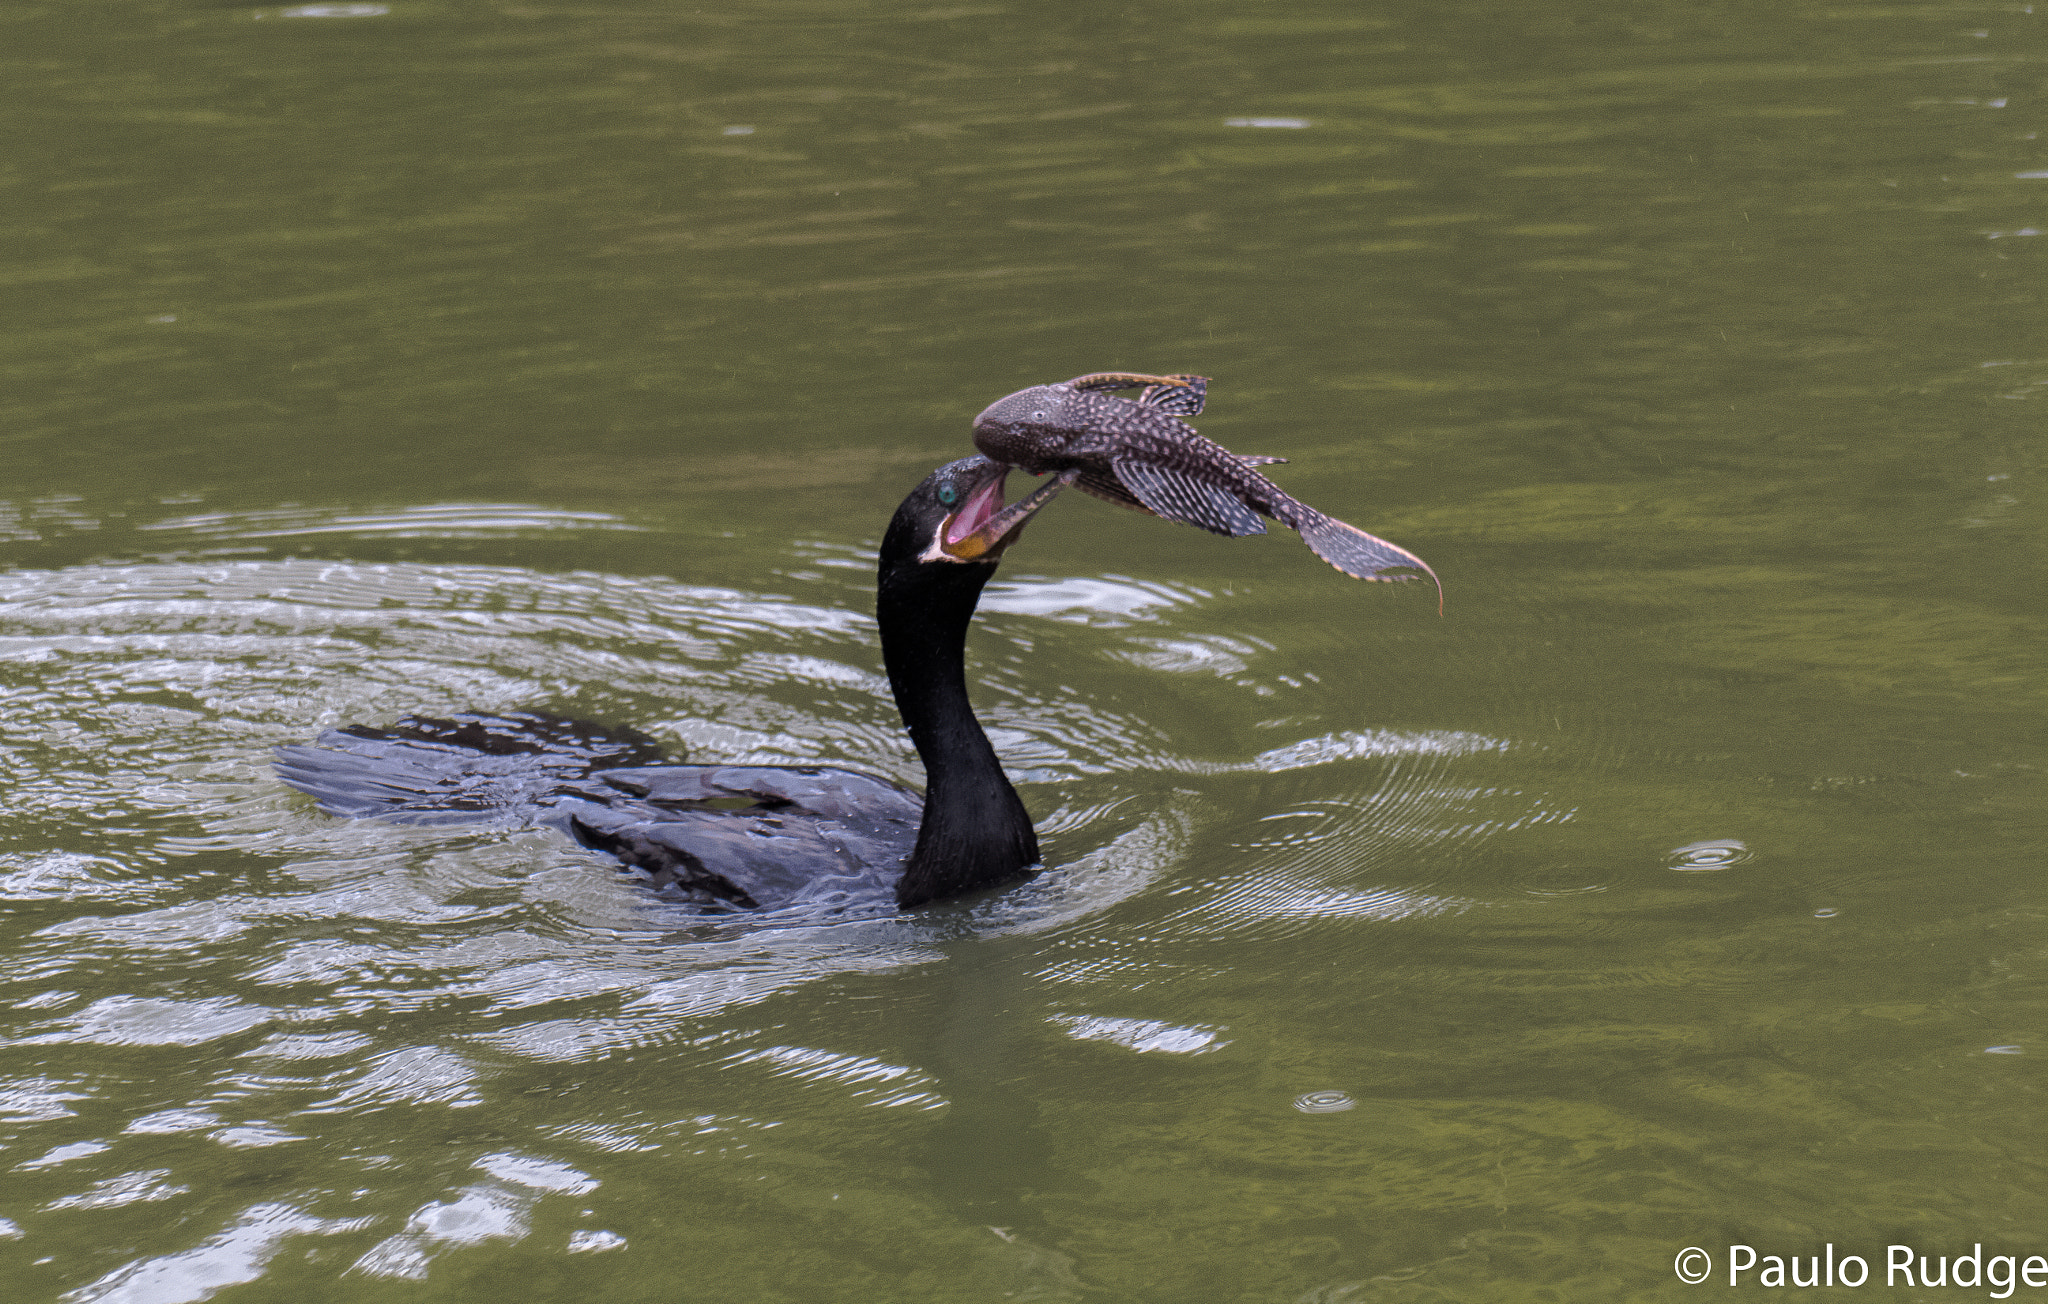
[1068,371,1187,394]
[1112,458,1267,538]
[1136,375,1208,417]
[1064,372,1211,417]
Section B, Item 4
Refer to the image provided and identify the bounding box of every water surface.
[1,0,2042,1300]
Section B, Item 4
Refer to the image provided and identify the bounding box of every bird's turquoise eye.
[937,485,958,507]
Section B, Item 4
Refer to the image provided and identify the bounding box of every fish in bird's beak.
[938,466,1080,562]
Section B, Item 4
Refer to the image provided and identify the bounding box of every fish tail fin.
[1293,510,1443,613]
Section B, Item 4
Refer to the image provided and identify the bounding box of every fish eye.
[1030,410,1046,420]
[936,484,958,507]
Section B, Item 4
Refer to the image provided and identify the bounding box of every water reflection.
[138,504,645,544]
[62,1204,374,1304]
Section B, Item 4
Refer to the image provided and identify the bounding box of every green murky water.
[2,0,2042,1299]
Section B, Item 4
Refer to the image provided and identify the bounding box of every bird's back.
[274,712,921,913]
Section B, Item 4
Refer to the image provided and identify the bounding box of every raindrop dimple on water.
[278,3,388,14]
[1293,1090,1354,1114]
[1813,907,1839,918]
[722,125,755,136]
[1667,839,1751,871]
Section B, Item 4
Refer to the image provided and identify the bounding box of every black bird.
[973,372,1441,606]
[274,457,1078,912]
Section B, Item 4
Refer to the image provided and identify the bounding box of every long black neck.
[876,536,1039,909]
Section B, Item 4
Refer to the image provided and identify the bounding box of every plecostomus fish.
[973,372,1440,604]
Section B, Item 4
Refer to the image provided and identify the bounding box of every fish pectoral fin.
[1074,468,1158,515]
[1112,458,1267,537]
[1235,453,1287,466]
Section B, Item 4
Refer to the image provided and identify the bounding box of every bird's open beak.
[939,468,1080,561]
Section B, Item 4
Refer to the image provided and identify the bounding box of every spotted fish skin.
[973,374,1278,537]
[972,373,1441,598]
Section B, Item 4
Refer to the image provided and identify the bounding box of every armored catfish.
[973,372,1440,602]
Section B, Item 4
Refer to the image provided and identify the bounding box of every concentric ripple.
[0,549,1523,1294]
[1666,839,1753,871]
[1293,1091,1357,1114]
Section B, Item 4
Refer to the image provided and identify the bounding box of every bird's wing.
[273,712,666,823]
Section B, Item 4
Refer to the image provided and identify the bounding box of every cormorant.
[274,456,1077,912]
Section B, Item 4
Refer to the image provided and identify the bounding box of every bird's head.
[885,455,1075,569]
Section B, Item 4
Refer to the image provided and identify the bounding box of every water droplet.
[1667,839,1751,871]
[1813,907,1838,918]
[1293,1090,1354,1114]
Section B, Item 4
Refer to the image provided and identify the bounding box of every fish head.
[974,381,1071,431]
[971,382,1088,471]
